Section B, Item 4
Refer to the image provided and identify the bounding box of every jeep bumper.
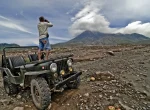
[54,71,82,89]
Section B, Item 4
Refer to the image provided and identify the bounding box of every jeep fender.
[23,70,51,88]
[0,68,23,84]
[0,68,12,78]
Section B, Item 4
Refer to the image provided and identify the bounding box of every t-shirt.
[38,22,53,39]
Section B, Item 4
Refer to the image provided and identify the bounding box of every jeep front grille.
[56,59,68,73]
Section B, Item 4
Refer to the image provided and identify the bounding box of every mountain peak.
[67,31,150,45]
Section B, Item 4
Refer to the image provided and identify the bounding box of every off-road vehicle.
[0,46,82,110]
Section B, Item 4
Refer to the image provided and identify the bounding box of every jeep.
[0,46,82,110]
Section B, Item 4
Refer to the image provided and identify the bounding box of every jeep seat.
[7,56,26,75]
[28,54,38,62]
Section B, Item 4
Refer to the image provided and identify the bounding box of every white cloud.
[1,0,150,46]
[69,0,150,38]
[50,36,70,41]
[12,0,51,8]
[0,21,33,34]
[115,21,150,37]
[69,0,116,36]
[101,0,150,21]
[0,37,38,46]
[0,15,11,21]
[0,36,68,46]
[0,15,35,34]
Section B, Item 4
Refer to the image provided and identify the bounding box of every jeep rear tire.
[66,76,80,89]
[3,76,18,95]
[31,77,51,110]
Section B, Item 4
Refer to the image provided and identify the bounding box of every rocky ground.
[0,45,150,110]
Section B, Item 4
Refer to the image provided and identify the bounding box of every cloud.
[115,21,150,37]
[0,15,11,21]
[0,35,68,46]
[69,0,116,36]
[100,0,150,23]
[0,14,70,45]
[50,36,70,41]
[0,0,77,46]
[1,0,150,46]
[0,37,38,46]
[0,15,35,34]
[0,21,34,34]
[69,0,150,38]
[6,0,50,8]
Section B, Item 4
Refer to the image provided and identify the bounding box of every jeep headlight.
[50,63,57,72]
[67,59,73,66]
[69,67,73,72]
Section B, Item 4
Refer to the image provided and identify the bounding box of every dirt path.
[0,45,150,110]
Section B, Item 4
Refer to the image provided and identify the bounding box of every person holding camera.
[38,16,53,61]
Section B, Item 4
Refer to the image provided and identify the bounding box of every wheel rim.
[33,85,40,103]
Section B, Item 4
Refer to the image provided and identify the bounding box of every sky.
[0,0,150,46]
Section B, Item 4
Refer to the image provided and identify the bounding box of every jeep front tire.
[31,77,51,110]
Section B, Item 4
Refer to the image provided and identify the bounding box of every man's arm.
[45,19,53,27]
[47,22,53,27]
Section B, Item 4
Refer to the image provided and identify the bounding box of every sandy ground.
[0,45,150,110]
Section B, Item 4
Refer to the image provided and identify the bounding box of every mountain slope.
[66,31,150,45]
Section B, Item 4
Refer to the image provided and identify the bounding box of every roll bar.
[3,46,39,68]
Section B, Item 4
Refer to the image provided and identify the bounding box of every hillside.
[66,31,150,45]
[0,43,20,51]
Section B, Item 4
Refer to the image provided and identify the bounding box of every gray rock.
[13,107,24,110]
[107,51,115,56]
[109,96,113,100]
[119,101,134,110]
[99,95,103,98]
[16,94,22,99]
[81,69,88,72]
[0,99,12,105]
[84,93,90,97]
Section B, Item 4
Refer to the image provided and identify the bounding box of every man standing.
[38,16,53,61]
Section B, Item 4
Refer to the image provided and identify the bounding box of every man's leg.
[44,37,51,60]
[38,49,42,61]
[38,39,44,61]
[45,50,50,60]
